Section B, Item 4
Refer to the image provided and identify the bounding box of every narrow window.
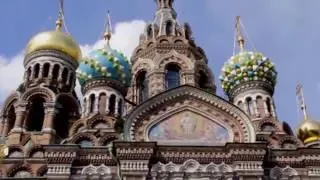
[166,21,173,35]
[34,64,40,78]
[246,97,253,116]
[109,95,116,114]
[42,63,50,78]
[136,71,148,103]
[26,97,45,131]
[165,64,180,90]
[52,64,60,80]
[62,68,68,83]
[89,94,95,113]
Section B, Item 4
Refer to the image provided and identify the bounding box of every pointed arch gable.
[154,50,194,71]
[124,85,256,143]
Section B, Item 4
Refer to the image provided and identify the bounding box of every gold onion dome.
[25,4,81,61]
[297,119,320,144]
[25,31,81,60]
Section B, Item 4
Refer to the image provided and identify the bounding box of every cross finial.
[296,83,308,121]
[103,10,112,47]
[235,16,245,52]
[55,0,64,31]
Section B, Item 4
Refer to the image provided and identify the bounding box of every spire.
[296,83,308,121]
[235,16,245,52]
[154,0,177,26]
[55,0,64,31]
[155,0,174,10]
[103,11,112,48]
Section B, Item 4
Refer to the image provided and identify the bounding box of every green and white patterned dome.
[220,51,277,95]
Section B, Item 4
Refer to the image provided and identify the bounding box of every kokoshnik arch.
[0,0,319,179]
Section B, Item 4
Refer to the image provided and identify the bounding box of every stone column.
[270,100,276,117]
[58,68,63,82]
[66,71,72,85]
[252,99,259,117]
[48,65,54,78]
[12,102,28,132]
[1,118,8,137]
[42,102,56,133]
[39,64,44,79]
[93,95,99,113]
[115,97,120,117]
[85,97,90,117]
[263,98,270,117]
[105,94,110,114]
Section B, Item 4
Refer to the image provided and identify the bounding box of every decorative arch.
[36,165,47,176]
[156,50,193,71]
[26,144,44,158]
[124,85,256,143]
[98,135,117,146]
[1,91,20,115]
[87,115,112,129]
[7,163,33,177]
[69,120,86,137]
[259,120,279,132]
[21,87,55,102]
[8,144,24,158]
[71,132,97,147]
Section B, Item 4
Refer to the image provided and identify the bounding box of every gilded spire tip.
[55,0,64,31]
[235,16,245,52]
[103,10,112,47]
[296,83,308,121]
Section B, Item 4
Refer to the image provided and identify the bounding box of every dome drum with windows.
[220,51,277,95]
[76,47,132,87]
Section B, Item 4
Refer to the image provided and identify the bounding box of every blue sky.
[1,0,320,130]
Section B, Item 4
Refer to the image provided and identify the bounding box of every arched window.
[26,97,45,131]
[52,64,60,80]
[165,64,180,90]
[42,63,50,78]
[34,64,40,78]
[109,95,116,115]
[246,97,253,116]
[98,93,107,115]
[26,67,32,81]
[118,99,123,116]
[266,98,272,115]
[6,105,16,135]
[136,71,148,103]
[147,25,153,38]
[237,101,244,110]
[198,71,209,89]
[68,72,74,84]
[166,21,173,35]
[62,68,68,83]
[256,96,265,116]
[89,94,95,113]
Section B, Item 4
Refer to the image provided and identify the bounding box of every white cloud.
[0,20,146,108]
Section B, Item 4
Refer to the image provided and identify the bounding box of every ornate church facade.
[1,0,320,179]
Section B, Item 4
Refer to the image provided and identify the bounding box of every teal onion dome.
[219,51,277,95]
[76,46,131,87]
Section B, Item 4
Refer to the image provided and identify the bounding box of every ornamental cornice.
[74,149,116,166]
[24,49,78,68]
[43,145,78,164]
[124,85,255,143]
[114,141,156,160]
[228,80,274,100]
[81,78,127,95]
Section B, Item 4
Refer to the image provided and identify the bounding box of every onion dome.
[297,119,320,144]
[220,51,277,95]
[24,4,81,61]
[220,16,277,95]
[25,30,81,60]
[76,47,131,86]
[76,12,131,87]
